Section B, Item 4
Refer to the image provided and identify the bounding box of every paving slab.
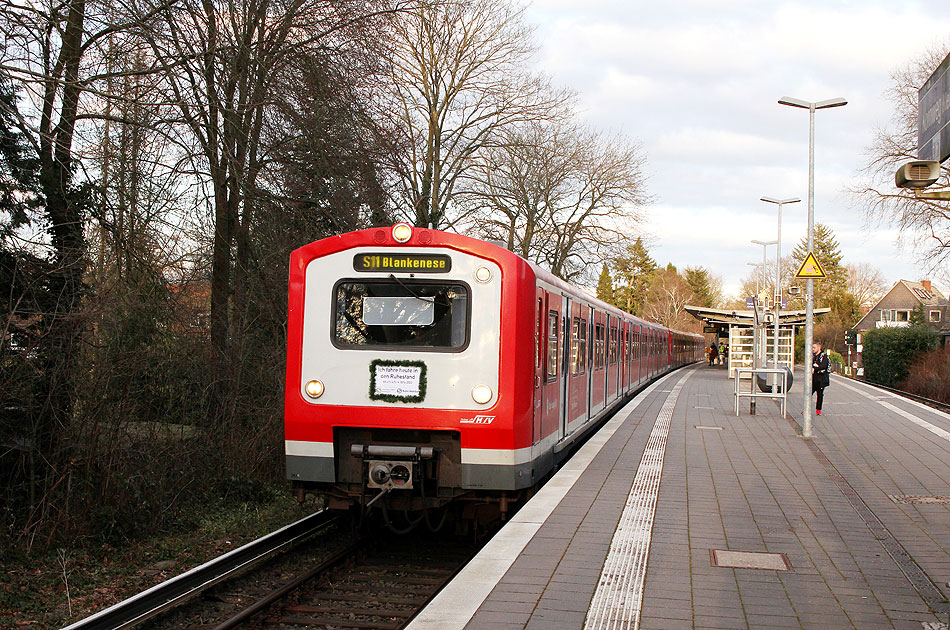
[408,365,950,629]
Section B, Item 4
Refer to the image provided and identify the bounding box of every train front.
[284,224,535,521]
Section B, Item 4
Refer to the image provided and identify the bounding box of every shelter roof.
[684,305,831,326]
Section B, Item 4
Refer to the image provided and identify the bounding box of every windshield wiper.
[388,274,435,304]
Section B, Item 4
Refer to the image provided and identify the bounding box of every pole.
[778,94,846,437]
[760,246,767,370]
[773,202,782,391]
[803,105,815,438]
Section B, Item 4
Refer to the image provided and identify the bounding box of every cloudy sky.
[523,0,950,298]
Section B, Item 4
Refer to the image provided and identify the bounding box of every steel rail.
[211,541,362,630]
[61,510,338,630]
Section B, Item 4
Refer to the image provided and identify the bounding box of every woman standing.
[812,342,830,415]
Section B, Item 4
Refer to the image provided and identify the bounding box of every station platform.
[407,364,950,629]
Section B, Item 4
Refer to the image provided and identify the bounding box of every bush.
[828,349,843,372]
[900,348,950,404]
[862,326,940,387]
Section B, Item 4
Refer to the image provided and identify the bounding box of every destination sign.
[354,253,451,273]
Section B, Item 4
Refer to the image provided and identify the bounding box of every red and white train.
[284,224,703,523]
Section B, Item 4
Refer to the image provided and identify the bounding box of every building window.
[931,310,942,323]
[883,309,911,322]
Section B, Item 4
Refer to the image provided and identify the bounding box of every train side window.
[570,317,582,375]
[609,325,618,365]
[546,310,558,381]
[579,318,587,374]
[594,323,605,370]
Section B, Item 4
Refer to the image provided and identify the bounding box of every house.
[852,279,949,373]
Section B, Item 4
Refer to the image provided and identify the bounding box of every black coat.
[812,351,830,389]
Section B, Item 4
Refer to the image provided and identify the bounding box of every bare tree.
[853,43,950,269]
[465,119,649,281]
[0,0,143,530]
[134,0,401,420]
[845,262,888,311]
[463,118,576,257]
[642,266,698,331]
[384,0,566,229]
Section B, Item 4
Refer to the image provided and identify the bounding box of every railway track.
[845,376,950,412]
[62,511,340,630]
[66,511,482,630]
[211,532,478,629]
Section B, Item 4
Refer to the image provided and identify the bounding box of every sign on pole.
[795,252,825,279]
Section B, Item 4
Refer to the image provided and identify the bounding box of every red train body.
[284,225,703,518]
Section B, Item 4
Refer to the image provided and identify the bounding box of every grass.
[0,485,314,629]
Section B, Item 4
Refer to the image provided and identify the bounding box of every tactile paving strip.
[584,371,692,630]
[888,495,950,505]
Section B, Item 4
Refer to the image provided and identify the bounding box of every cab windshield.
[333,280,469,351]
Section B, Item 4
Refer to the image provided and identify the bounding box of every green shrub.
[828,349,843,370]
[862,326,939,387]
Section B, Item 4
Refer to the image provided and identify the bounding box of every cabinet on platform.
[728,325,795,378]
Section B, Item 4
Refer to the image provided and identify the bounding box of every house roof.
[896,280,947,306]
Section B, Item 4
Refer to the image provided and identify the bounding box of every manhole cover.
[889,496,950,505]
[710,549,791,571]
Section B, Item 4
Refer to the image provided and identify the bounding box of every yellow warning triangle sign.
[795,251,826,279]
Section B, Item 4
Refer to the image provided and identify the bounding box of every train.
[284,224,704,529]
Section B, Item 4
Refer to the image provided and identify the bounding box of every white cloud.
[523,0,950,303]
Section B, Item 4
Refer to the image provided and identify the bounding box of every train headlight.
[472,384,493,404]
[474,266,493,283]
[392,223,413,243]
[304,379,325,399]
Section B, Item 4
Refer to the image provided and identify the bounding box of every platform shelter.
[684,305,830,378]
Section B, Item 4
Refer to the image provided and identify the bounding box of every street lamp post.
[778,96,846,438]
[761,197,801,392]
[751,240,776,372]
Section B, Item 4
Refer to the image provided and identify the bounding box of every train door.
[591,310,606,413]
[559,295,571,440]
[625,322,632,392]
[605,315,616,403]
[619,322,626,393]
[587,309,594,418]
[650,328,657,378]
[620,322,627,394]
[533,289,544,445]
[568,301,589,428]
[635,325,642,385]
[543,293,562,443]
[668,331,674,369]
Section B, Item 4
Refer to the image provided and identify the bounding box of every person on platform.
[708,343,719,366]
[812,341,830,415]
[718,341,725,365]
